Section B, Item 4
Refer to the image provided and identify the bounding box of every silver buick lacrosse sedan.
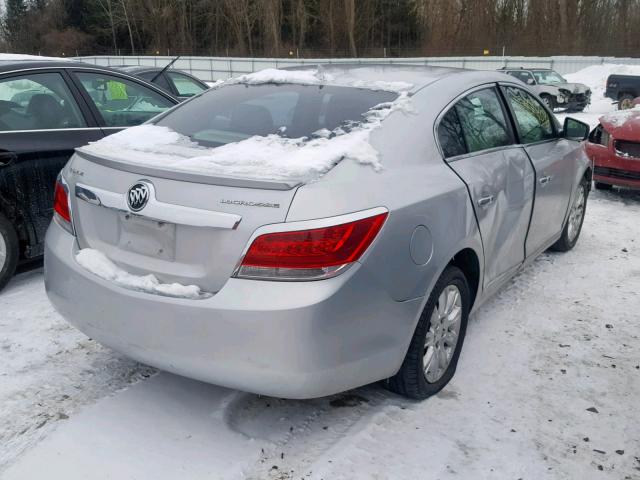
[45,65,591,399]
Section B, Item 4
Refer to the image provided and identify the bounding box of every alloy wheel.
[423,285,463,383]
[567,184,586,242]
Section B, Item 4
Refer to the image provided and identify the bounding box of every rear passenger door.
[0,70,103,257]
[501,85,574,255]
[438,86,535,288]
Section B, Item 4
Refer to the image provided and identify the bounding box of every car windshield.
[155,83,397,147]
[532,70,566,85]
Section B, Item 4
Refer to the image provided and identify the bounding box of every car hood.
[557,83,590,94]
[600,110,640,141]
[540,82,589,94]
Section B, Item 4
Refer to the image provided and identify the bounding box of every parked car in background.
[0,59,178,291]
[45,65,591,400]
[501,67,591,111]
[586,110,640,190]
[116,66,209,101]
[605,74,640,110]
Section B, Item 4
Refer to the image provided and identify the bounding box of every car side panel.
[286,157,483,305]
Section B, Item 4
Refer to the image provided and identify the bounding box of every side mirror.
[527,78,535,85]
[563,117,589,141]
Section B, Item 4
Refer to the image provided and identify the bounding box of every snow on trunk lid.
[67,153,297,294]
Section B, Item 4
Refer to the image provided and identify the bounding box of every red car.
[586,110,640,190]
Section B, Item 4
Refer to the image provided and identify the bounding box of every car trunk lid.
[67,150,298,294]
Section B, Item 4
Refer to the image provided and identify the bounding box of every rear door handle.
[539,175,552,186]
[477,195,495,207]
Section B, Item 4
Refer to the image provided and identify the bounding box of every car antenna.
[150,56,180,83]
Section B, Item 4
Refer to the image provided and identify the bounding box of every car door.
[438,86,535,288]
[0,69,103,257]
[501,85,574,256]
[69,70,177,136]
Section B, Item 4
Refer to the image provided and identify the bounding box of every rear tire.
[618,93,635,110]
[594,181,613,191]
[550,177,589,252]
[387,265,470,400]
[0,212,19,293]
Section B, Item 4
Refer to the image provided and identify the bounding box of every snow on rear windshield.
[80,81,411,183]
[155,84,397,147]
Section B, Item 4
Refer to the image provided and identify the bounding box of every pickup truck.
[605,74,640,110]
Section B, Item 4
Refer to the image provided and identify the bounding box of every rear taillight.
[53,178,74,234]
[235,211,388,281]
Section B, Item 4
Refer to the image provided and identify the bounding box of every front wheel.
[550,177,589,252]
[387,265,470,400]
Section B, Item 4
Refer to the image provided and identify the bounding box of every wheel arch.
[448,247,481,310]
[618,91,635,99]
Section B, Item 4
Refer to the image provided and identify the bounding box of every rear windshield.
[155,83,397,147]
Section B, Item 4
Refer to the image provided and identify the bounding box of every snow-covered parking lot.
[1,65,640,480]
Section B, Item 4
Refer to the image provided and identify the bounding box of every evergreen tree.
[3,0,27,47]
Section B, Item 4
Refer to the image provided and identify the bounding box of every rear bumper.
[44,221,422,399]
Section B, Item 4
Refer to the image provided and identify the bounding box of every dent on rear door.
[448,147,534,287]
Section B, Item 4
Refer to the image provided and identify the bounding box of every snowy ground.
[1,65,640,479]
[2,189,639,480]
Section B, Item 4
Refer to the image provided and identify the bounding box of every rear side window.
[156,84,397,147]
[503,86,555,144]
[438,108,467,158]
[454,88,512,154]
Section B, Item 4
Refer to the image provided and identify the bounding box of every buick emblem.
[127,182,150,212]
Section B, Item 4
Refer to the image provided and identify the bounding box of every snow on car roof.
[600,107,640,139]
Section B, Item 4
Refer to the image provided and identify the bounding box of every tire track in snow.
[232,386,411,479]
